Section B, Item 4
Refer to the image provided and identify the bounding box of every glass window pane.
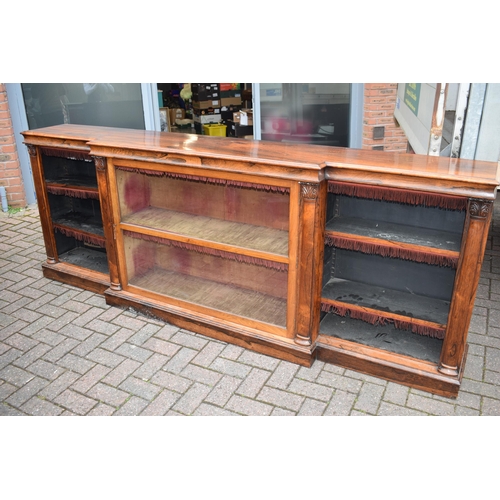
[260,83,350,146]
[21,83,145,130]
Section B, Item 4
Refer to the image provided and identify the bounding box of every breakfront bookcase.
[22,124,499,397]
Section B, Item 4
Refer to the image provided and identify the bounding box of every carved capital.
[469,199,492,220]
[27,145,37,157]
[301,183,319,200]
[93,156,107,172]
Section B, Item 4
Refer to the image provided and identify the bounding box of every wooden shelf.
[52,211,105,238]
[321,278,450,326]
[131,267,287,328]
[319,313,443,363]
[46,176,98,189]
[122,206,289,259]
[326,216,462,252]
[57,246,109,274]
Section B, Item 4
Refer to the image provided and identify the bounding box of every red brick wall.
[0,84,27,208]
[362,83,408,152]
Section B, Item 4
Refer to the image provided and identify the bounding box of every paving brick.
[12,342,52,369]
[169,330,209,351]
[27,359,66,381]
[0,347,22,370]
[87,403,116,416]
[21,396,64,416]
[0,319,28,341]
[111,314,147,331]
[85,348,126,368]
[205,375,241,407]
[484,370,500,385]
[191,342,225,368]
[354,382,386,414]
[235,368,271,398]
[86,383,130,408]
[485,347,500,372]
[162,347,198,374]
[71,364,112,393]
[0,364,35,386]
[18,316,54,336]
[115,343,153,363]
[95,307,123,323]
[317,373,364,393]
[324,390,357,416]
[56,353,96,374]
[84,295,109,309]
[263,360,300,390]
[142,337,181,358]
[43,338,80,362]
[463,353,485,381]
[70,332,107,357]
[172,382,212,415]
[382,382,410,406]
[298,398,328,416]
[39,371,80,400]
[54,389,98,415]
[270,407,296,416]
[114,396,149,416]
[219,344,244,360]
[119,377,162,401]
[0,381,17,400]
[257,386,304,411]
[150,371,192,393]
[102,359,142,386]
[57,324,93,341]
[128,323,160,346]
[209,357,252,379]
[226,395,274,416]
[481,397,500,415]
[4,333,39,352]
[193,403,240,416]
[85,318,121,336]
[133,353,168,381]
[296,360,325,382]
[287,378,334,402]
[70,308,108,329]
[6,377,48,408]
[99,327,135,351]
[377,402,428,416]
[0,403,26,416]
[57,299,92,315]
[31,329,66,347]
[407,393,455,416]
[141,389,181,416]
[180,364,222,387]
[153,323,181,341]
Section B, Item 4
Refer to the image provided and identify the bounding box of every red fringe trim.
[53,225,106,248]
[116,166,290,194]
[328,181,466,210]
[40,147,92,162]
[321,301,445,339]
[47,185,99,200]
[123,230,288,272]
[325,233,458,268]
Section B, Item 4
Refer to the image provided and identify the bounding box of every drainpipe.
[0,186,8,212]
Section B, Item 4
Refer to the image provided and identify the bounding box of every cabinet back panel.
[334,249,455,301]
[329,194,465,233]
[42,154,97,185]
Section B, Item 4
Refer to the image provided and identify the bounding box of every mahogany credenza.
[22,124,500,397]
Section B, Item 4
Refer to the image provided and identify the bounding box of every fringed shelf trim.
[47,184,99,200]
[40,147,92,162]
[53,224,106,248]
[321,299,446,339]
[328,181,466,211]
[123,230,288,272]
[325,232,459,269]
[116,166,290,194]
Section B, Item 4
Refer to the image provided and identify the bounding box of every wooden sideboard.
[22,124,499,397]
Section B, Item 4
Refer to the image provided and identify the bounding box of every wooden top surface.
[22,124,500,194]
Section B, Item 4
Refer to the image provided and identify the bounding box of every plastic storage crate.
[203,124,227,136]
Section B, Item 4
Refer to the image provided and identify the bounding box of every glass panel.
[123,233,288,327]
[21,83,145,130]
[259,83,350,146]
[116,168,290,257]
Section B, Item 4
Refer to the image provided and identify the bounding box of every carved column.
[93,156,121,291]
[27,144,57,264]
[439,199,493,376]
[294,181,326,347]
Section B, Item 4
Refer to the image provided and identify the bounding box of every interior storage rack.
[22,124,499,397]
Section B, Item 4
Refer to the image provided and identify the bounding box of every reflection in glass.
[21,83,145,130]
[260,83,350,147]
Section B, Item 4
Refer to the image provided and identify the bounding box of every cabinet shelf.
[45,176,98,190]
[122,206,288,260]
[57,246,109,274]
[321,278,449,334]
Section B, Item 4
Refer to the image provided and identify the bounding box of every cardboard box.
[168,108,185,125]
[192,99,221,109]
[227,120,253,138]
[221,97,242,107]
[192,83,220,101]
[220,83,240,91]
[193,107,221,117]
[193,113,222,124]
[220,90,242,98]
[239,109,253,126]
[221,104,241,121]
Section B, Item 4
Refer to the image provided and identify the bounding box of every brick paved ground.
[1,201,499,416]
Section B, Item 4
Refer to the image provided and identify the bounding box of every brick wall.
[362,83,408,152]
[0,84,27,208]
